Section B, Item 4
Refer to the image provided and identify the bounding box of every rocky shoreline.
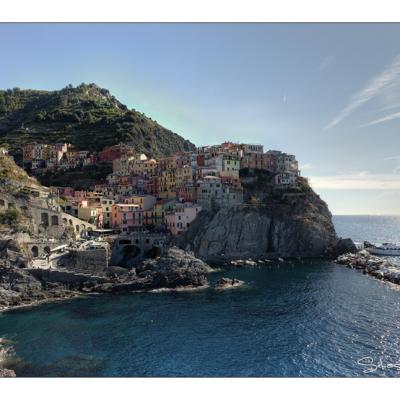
[336,250,400,285]
[0,246,212,314]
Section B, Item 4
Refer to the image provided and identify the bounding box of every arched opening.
[31,246,39,258]
[51,215,59,226]
[41,213,49,227]
[43,246,51,254]
[76,225,80,232]
[69,219,73,226]
[121,244,141,259]
[62,218,67,225]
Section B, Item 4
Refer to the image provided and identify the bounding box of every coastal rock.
[331,238,357,257]
[179,202,337,262]
[0,244,213,311]
[0,265,45,309]
[107,247,211,292]
[0,239,28,268]
[175,170,360,262]
[336,251,400,285]
[215,277,244,289]
[0,367,16,377]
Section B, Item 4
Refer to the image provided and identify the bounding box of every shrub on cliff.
[0,209,21,228]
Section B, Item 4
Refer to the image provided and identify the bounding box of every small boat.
[364,241,400,256]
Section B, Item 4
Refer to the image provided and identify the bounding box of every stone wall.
[28,268,110,284]
[65,248,109,275]
[110,233,168,267]
[0,192,96,238]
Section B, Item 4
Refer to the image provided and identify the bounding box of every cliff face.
[180,172,340,262]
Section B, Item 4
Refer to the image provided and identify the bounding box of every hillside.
[0,152,39,187]
[0,83,195,157]
[0,154,43,233]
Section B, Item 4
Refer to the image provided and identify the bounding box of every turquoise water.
[1,216,400,377]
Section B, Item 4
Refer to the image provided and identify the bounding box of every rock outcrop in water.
[179,172,352,262]
[98,247,211,293]
[336,250,400,285]
[0,238,80,310]
[0,244,211,311]
[215,277,244,289]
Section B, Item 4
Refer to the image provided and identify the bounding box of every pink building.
[98,144,134,163]
[166,203,202,235]
[111,203,142,231]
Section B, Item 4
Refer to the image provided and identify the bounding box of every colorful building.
[111,203,142,231]
[166,202,202,235]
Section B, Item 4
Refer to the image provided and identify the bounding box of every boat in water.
[364,241,400,256]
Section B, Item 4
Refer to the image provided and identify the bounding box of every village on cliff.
[17,141,300,236]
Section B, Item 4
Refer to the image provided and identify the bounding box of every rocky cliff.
[179,170,349,262]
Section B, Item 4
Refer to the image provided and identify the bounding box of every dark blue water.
[1,216,400,377]
[333,215,400,244]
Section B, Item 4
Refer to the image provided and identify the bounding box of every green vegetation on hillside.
[0,83,195,157]
[37,163,113,190]
[0,154,39,187]
[0,208,21,229]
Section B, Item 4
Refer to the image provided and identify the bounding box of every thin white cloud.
[373,191,398,201]
[379,154,400,173]
[381,155,400,161]
[309,173,400,190]
[318,54,335,71]
[360,110,400,127]
[324,54,400,130]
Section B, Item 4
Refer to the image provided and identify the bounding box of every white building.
[275,172,298,187]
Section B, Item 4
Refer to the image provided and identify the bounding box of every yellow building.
[129,158,158,177]
[100,198,115,228]
[159,169,176,199]
[158,156,177,171]
[175,165,194,187]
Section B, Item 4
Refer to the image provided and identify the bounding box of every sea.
[1,215,400,377]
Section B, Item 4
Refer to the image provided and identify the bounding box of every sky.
[0,23,399,215]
